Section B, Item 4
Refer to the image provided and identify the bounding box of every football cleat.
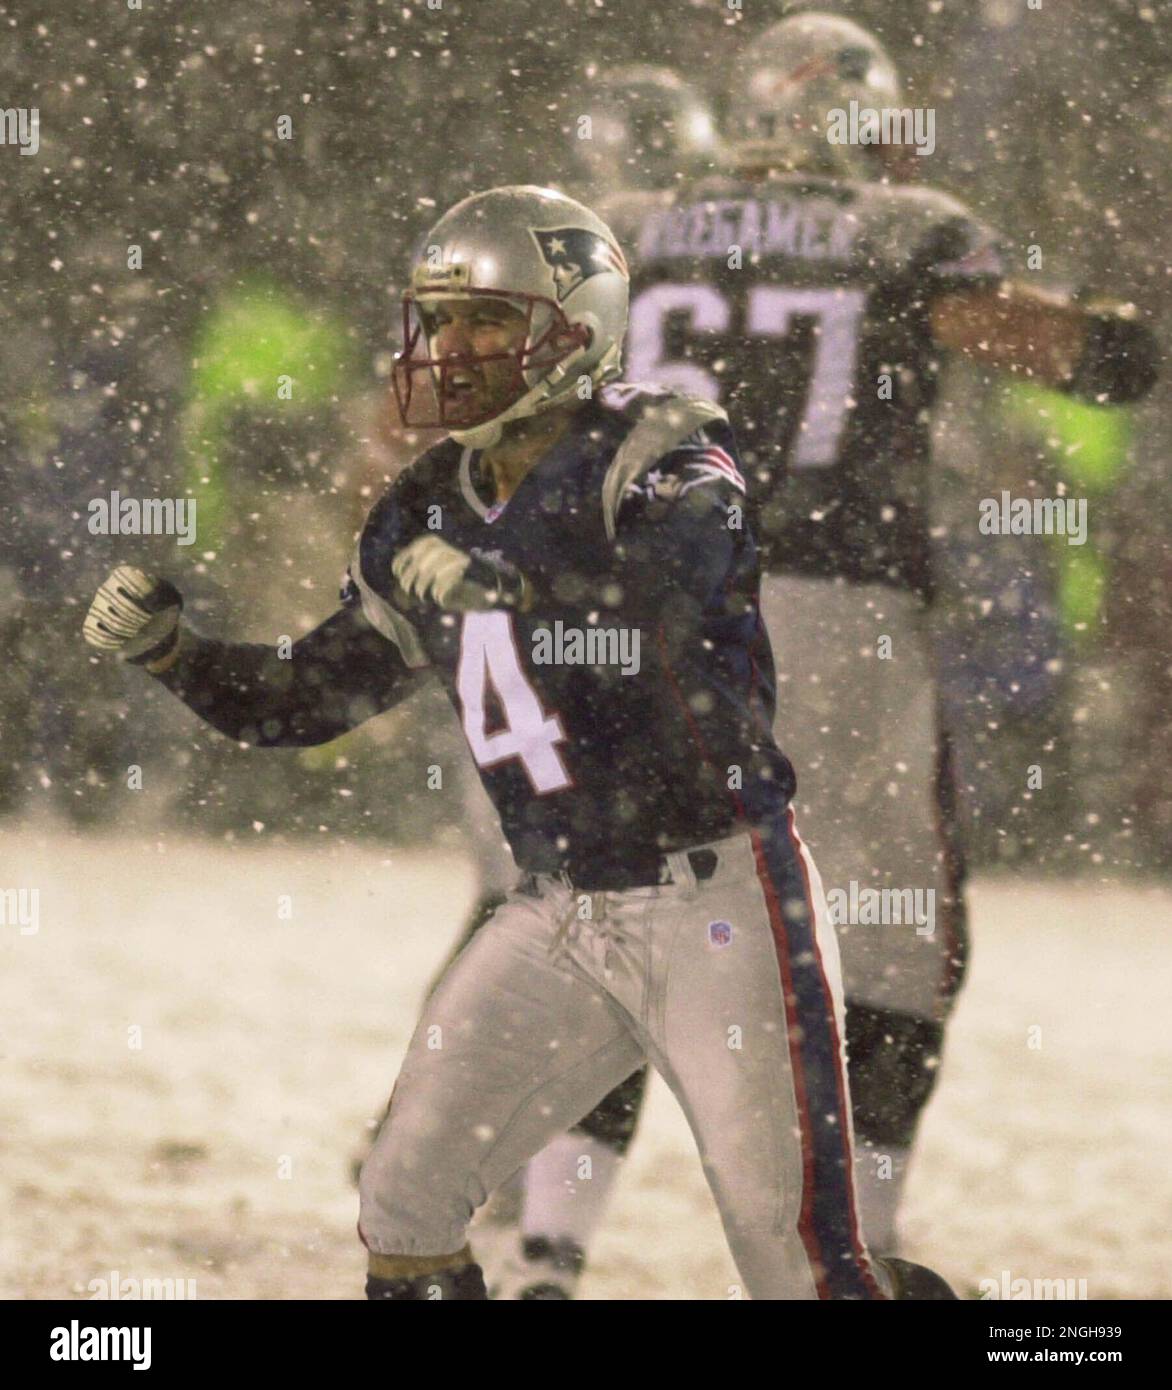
[490,1236,585,1301]
[881,1256,958,1301]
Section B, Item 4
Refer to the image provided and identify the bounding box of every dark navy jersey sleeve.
[354,465,427,610]
[154,592,420,747]
[598,416,786,840]
[346,455,444,666]
[151,475,435,747]
[608,420,750,631]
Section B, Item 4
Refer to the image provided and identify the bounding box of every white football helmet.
[727,12,901,179]
[393,186,630,449]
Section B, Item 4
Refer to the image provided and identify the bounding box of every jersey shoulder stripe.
[675,443,746,494]
[598,384,730,540]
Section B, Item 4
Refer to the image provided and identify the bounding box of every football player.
[84,184,961,1301]
[568,63,723,206]
[483,13,1159,1296]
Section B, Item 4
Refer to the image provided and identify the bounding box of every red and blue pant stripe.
[751,808,886,1300]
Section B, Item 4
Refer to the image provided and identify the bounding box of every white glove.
[391,536,528,612]
[83,565,183,667]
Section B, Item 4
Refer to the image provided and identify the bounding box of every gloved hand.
[391,535,529,612]
[83,565,184,668]
[1065,299,1159,405]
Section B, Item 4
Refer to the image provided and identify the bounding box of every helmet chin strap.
[450,417,506,451]
[449,335,616,451]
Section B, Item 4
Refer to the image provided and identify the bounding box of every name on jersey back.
[637,196,859,265]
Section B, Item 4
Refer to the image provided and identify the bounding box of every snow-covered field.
[2,828,1168,1300]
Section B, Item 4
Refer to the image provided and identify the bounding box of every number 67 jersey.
[604,173,1008,600]
[349,385,794,887]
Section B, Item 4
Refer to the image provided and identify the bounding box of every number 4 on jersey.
[456,611,572,794]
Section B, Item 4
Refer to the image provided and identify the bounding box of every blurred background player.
[473,13,1157,1297]
[0,281,182,828]
[569,64,724,208]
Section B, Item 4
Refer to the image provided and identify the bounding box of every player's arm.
[929,281,1159,404]
[605,426,750,631]
[83,565,422,747]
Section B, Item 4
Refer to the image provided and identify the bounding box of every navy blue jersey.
[157,385,793,884]
[603,175,1009,598]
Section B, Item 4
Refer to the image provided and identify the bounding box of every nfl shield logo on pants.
[707,920,733,948]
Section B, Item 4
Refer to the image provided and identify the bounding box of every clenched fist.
[83,565,184,670]
[391,535,529,612]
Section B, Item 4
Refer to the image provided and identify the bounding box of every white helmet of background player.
[393,185,630,449]
[727,12,900,180]
[571,64,721,197]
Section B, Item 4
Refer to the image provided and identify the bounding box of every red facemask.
[392,288,591,431]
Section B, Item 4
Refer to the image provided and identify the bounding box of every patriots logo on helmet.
[531,227,629,303]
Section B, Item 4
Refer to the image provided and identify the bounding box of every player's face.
[423,297,529,425]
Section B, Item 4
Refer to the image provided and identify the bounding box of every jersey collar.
[456,403,611,524]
